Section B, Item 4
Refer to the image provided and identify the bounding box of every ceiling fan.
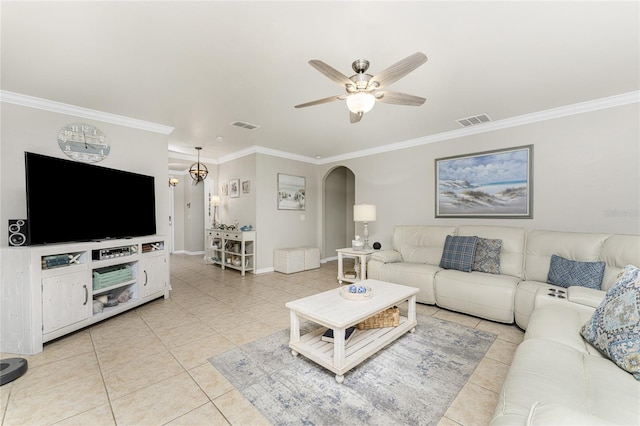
[295,52,428,123]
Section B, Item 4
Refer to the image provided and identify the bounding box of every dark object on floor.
[0,358,28,386]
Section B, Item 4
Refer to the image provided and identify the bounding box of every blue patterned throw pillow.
[547,254,605,289]
[439,235,478,272]
[581,265,640,380]
[472,238,502,274]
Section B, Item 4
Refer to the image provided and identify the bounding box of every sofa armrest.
[370,250,402,264]
[526,401,615,425]
[567,286,605,308]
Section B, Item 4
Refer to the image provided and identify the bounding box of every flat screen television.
[25,152,157,245]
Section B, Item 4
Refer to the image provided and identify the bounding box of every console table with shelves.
[205,229,256,276]
[0,235,169,355]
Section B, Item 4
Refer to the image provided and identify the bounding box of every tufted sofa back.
[457,225,526,279]
[393,225,456,265]
[524,230,640,290]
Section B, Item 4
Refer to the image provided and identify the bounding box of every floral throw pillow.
[580,264,640,380]
[472,238,502,274]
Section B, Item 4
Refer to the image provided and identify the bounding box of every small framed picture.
[229,179,240,198]
[242,180,250,194]
[221,184,228,196]
[278,173,305,210]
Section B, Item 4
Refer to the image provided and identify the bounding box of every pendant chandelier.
[189,147,208,183]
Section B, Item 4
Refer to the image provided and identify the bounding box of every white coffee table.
[285,279,419,383]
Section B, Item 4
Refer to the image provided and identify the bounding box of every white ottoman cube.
[302,247,320,270]
[274,248,305,274]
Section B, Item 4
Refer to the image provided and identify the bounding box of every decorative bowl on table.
[340,285,373,300]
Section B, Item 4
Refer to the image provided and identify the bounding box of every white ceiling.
[2,1,638,172]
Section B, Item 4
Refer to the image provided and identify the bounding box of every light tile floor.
[1,254,524,425]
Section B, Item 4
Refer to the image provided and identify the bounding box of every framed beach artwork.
[278,173,305,210]
[229,179,240,198]
[435,145,533,218]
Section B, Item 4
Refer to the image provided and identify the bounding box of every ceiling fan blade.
[350,111,363,123]
[295,95,345,109]
[309,60,355,88]
[375,91,426,106]
[367,52,427,90]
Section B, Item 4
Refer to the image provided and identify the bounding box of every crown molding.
[3,89,636,164]
[217,145,319,165]
[0,90,175,135]
[317,90,640,164]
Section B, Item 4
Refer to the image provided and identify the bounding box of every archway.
[322,166,355,261]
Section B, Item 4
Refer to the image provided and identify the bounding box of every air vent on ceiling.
[230,120,260,130]
[456,113,492,128]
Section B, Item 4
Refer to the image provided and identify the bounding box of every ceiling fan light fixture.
[346,92,376,114]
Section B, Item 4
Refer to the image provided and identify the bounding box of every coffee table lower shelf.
[289,316,416,383]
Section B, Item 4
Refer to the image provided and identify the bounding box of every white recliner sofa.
[491,302,640,425]
[367,225,639,327]
[367,225,640,425]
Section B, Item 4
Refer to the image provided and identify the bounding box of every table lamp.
[211,195,221,227]
[354,204,376,249]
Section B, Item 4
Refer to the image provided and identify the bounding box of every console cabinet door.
[42,271,91,334]
[139,255,167,298]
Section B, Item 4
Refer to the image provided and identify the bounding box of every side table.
[336,248,374,284]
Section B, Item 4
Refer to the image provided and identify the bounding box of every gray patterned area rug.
[209,315,496,426]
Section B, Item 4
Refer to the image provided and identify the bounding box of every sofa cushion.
[439,235,478,272]
[547,254,605,289]
[581,264,640,380]
[392,225,456,264]
[524,230,609,283]
[473,237,502,274]
[435,270,518,323]
[492,337,640,425]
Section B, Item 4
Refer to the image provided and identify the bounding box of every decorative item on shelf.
[354,204,376,249]
[189,147,208,183]
[240,225,253,231]
[373,242,381,250]
[211,195,221,227]
[344,270,357,279]
[352,235,364,251]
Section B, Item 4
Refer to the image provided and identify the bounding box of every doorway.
[323,166,355,261]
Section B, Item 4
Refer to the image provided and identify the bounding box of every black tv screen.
[25,152,156,245]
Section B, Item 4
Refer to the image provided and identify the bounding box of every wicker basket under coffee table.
[285,279,419,383]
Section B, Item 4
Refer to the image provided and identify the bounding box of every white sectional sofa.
[492,302,640,425]
[367,225,640,425]
[367,225,639,328]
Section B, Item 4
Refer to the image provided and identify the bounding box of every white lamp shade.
[346,93,376,114]
[354,204,376,222]
[211,195,221,206]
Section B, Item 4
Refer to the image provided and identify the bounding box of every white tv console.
[0,235,170,355]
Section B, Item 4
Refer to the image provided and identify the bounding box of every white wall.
[0,103,170,246]
[218,155,256,228]
[255,154,318,271]
[318,103,640,250]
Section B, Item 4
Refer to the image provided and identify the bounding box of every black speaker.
[8,219,28,247]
